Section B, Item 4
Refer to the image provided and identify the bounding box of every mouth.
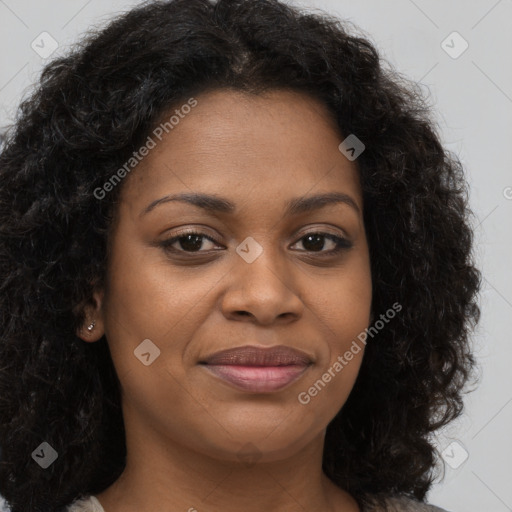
[199,345,313,393]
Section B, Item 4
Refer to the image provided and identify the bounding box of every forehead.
[120,89,362,215]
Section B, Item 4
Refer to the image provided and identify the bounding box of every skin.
[78,88,372,512]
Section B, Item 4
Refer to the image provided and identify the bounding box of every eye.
[159,230,220,253]
[159,229,352,256]
[291,232,353,256]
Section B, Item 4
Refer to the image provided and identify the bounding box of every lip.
[199,345,313,393]
[202,364,310,392]
[201,345,313,366]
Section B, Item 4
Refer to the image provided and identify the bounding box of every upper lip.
[200,345,313,366]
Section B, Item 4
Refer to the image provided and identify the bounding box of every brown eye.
[158,230,352,257]
[292,232,353,255]
[159,231,220,253]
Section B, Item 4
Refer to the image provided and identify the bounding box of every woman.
[0,0,481,511]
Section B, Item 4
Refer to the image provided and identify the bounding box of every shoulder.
[366,495,450,512]
[66,496,105,512]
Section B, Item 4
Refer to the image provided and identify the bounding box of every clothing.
[66,494,450,511]
[67,496,104,512]
[368,496,449,511]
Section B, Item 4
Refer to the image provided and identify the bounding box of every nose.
[220,248,304,326]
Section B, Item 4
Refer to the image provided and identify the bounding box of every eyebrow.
[139,191,361,218]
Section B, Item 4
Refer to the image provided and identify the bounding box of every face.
[82,88,372,464]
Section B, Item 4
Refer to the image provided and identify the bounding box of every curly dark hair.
[0,0,481,511]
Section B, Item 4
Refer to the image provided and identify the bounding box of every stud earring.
[87,320,96,332]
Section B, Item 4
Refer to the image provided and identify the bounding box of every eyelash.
[159,229,353,257]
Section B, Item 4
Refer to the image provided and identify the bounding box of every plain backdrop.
[0,1,511,511]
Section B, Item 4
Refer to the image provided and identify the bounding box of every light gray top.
[66,494,450,511]
[67,496,104,512]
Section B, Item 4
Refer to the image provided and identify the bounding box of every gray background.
[0,1,511,511]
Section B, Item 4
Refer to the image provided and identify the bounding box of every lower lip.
[201,364,310,392]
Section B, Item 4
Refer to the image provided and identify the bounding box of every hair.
[0,1,481,511]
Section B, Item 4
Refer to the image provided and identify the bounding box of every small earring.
[87,320,96,332]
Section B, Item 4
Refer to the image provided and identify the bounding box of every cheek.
[305,255,371,407]
[297,307,367,423]
[103,237,190,336]
[101,236,221,383]
[321,252,372,342]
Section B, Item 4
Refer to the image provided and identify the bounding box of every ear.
[76,288,105,343]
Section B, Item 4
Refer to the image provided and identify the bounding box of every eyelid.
[298,225,349,239]
[162,223,349,240]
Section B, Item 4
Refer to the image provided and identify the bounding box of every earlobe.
[77,320,104,342]
[76,289,106,342]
